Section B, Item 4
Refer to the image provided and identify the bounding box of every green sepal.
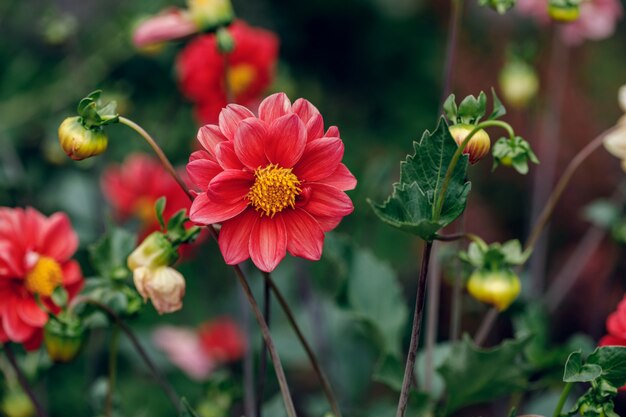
[76,90,119,130]
[155,197,166,229]
[459,239,530,270]
[492,136,539,174]
[478,0,517,14]
[368,118,470,241]
[488,88,506,120]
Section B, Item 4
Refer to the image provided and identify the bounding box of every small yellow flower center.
[227,64,256,97]
[25,256,63,297]
[247,164,301,217]
[134,198,156,225]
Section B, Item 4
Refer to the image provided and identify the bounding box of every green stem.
[433,120,514,221]
[3,344,48,417]
[106,326,120,417]
[552,382,573,417]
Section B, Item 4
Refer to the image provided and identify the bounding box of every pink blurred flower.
[133,9,198,48]
[0,208,83,350]
[187,93,356,272]
[516,0,623,45]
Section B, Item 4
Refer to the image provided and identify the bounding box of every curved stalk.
[552,382,573,417]
[433,120,515,221]
[257,275,272,417]
[396,242,433,417]
[3,344,48,417]
[69,297,181,411]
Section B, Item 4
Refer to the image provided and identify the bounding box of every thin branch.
[425,242,441,393]
[105,326,120,417]
[257,274,272,417]
[3,344,48,417]
[396,242,433,417]
[239,282,257,417]
[473,307,498,346]
[439,0,464,107]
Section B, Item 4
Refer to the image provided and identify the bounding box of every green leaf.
[563,351,603,382]
[587,346,626,388]
[155,197,166,229]
[443,94,458,123]
[438,335,530,413]
[89,227,136,281]
[489,88,507,120]
[347,249,408,356]
[458,93,486,124]
[369,118,471,241]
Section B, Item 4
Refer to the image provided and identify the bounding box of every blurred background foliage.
[1,0,626,416]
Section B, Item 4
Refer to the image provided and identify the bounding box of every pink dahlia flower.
[132,9,198,48]
[0,208,83,349]
[187,93,356,272]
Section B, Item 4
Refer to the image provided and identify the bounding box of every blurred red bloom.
[153,317,246,381]
[101,153,191,238]
[599,295,626,390]
[0,208,83,350]
[177,20,279,124]
[187,93,356,272]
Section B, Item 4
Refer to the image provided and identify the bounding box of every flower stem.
[239,285,257,417]
[3,344,48,417]
[440,0,464,107]
[262,273,343,417]
[69,297,181,412]
[552,382,573,417]
[257,274,272,417]
[524,127,615,253]
[433,120,514,222]
[396,242,433,417]
[105,325,120,417]
[473,307,498,346]
[118,116,193,200]
[424,242,441,393]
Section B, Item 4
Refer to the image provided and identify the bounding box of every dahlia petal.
[189,150,214,163]
[249,215,287,272]
[24,207,47,249]
[0,242,25,277]
[39,212,78,262]
[293,137,344,182]
[17,296,48,327]
[265,114,307,168]
[187,158,223,190]
[325,126,340,137]
[301,183,354,218]
[292,98,321,124]
[219,104,256,140]
[599,334,626,346]
[190,192,248,225]
[206,170,254,203]
[62,259,83,287]
[215,141,245,170]
[306,114,325,141]
[132,9,198,48]
[234,118,269,170]
[607,312,626,338]
[2,297,36,342]
[319,163,357,191]
[22,331,43,351]
[219,209,259,265]
[282,209,324,261]
[259,93,291,123]
[314,215,344,232]
[197,125,227,156]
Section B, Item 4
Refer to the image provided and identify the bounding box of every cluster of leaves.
[460,238,530,271]
[77,90,119,130]
[443,89,506,126]
[478,0,518,14]
[492,136,539,174]
[584,199,626,244]
[155,197,201,246]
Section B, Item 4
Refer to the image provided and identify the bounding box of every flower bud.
[498,61,539,109]
[58,116,108,161]
[1,390,35,417]
[134,266,186,314]
[467,269,520,311]
[187,0,234,31]
[548,2,580,22]
[127,232,179,271]
[43,318,85,363]
[449,124,491,164]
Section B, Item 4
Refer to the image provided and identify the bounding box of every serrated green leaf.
[369,118,471,241]
[438,335,530,413]
[563,351,603,382]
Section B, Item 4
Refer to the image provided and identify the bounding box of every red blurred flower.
[153,317,246,381]
[101,153,191,238]
[0,208,83,350]
[177,20,279,125]
[187,93,356,272]
[198,317,246,362]
[599,294,626,390]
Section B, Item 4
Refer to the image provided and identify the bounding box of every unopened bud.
[187,0,234,32]
[467,269,520,311]
[58,116,108,161]
[498,61,539,109]
[449,124,491,164]
[548,2,580,22]
[127,232,178,271]
[134,266,186,314]
[44,318,85,363]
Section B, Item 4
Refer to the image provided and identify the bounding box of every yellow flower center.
[247,164,301,217]
[134,198,156,225]
[25,256,63,297]
[227,64,256,97]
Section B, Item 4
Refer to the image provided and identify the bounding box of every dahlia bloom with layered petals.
[0,207,83,349]
[177,20,279,124]
[101,154,191,238]
[516,0,623,45]
[187,93,356,272]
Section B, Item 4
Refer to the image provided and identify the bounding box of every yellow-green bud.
[127,232,178,271]
[187,0,234,31]
[43,319,85,363]
[548,3,580,22]
[58,116,108,161]
[467,269,520,311]
[498,61,539,109]
[449,124,491,165]
[1,390,35,417]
